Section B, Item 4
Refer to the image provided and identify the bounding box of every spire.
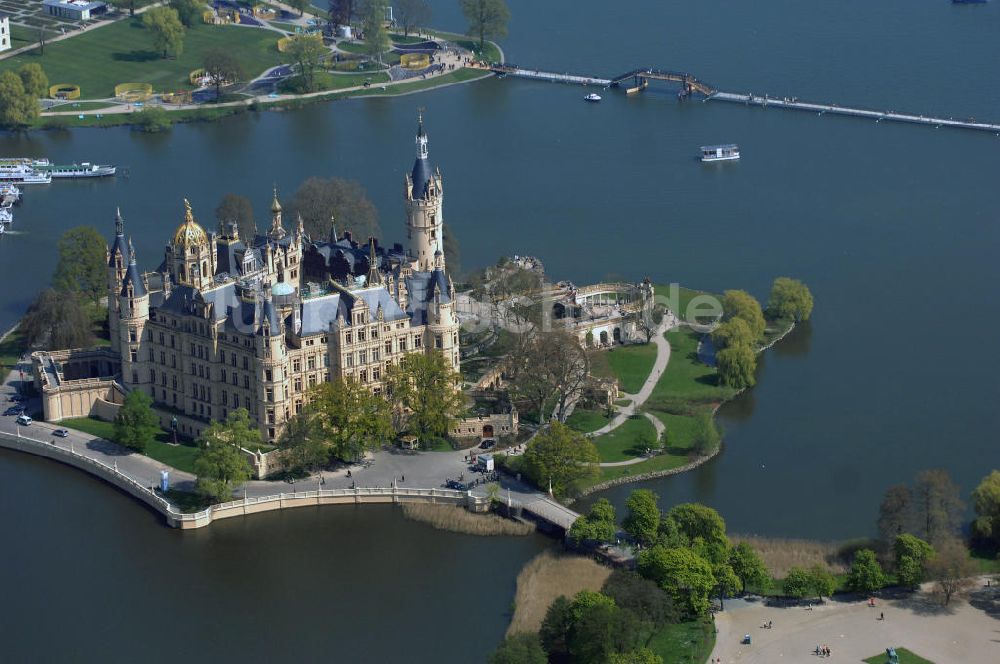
[415,111,428,160]
[366,236,381,286]
[330,215,338,243]
[271,186,282,213]
[410,112,432,198]
[115,207,124,237]
[268,186,286,240]
[297,213,305,237]
[128,237,136,265]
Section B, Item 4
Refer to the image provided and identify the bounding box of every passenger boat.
[584,93,602,102]
[0,164,52,184]
[0,207,13,225]
[700,144,740,162]
[38,162,116,178]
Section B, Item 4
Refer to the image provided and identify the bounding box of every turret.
[404,113,444,271]
[108,208,128,354]
[119,239,151,394]
[267,187,286,241]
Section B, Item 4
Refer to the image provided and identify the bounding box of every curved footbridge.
[478,63,1000,134]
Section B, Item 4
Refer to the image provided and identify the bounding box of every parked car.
[52,429,69,438]
[446,480,467,491]
[4,406,24,416]
[15,414,32,426]
[479,439,497,450]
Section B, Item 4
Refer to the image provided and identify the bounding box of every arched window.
[202,261,208,276]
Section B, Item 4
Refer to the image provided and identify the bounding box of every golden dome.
[173,199,209,248]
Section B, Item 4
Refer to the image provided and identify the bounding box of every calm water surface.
[1,1,999,659]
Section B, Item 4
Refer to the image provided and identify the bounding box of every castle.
[35,118,460,443]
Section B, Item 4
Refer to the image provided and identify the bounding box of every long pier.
[477,63,1000,134]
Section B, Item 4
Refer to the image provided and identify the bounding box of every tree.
[912,469,964,546]
[18,64,49,100]
[468,259,543,331]
[0,71,38,129]
[878,484,914,544]
[215,193,256,242]
[143,7,185,59]
[362,0,390,65]
[716,344,757,389]
[53,226,107,303]
[926,536,976,605]
[397,0,431,36]
[328,0,356,27]
[285,176,381,240]
[385,351,464,443]
[623,489,660,546]
[569,498,618,545]
[193,409,256,502]
[507,329,589,422]
[664,503,730,563]
[894,533,935,588]
[602,570,680,628]
[113,390,159,453]
[286,33,327,92]
[691,412,722,457]
[729,542,769,593]
[279,409,330,473]
[808,564,837,600]
[721,290,765,341]
[521,421,599,497]
[539,595,573,659]
[637,545,716,617]
[608,650,663,664]
[489,633,546,664]
[310,378,394,461]
[287,0,311,16]
[971,470,1000,548]
[459,0,510,51]
[168,0,202,27]
[711,317,754,351]
[768,277,814,322]
[21,289,93,350]
[846,549,887,594]
[203,48,246,102]
[36,26,47,56]
[782,567,813,599]
[133,106,172,133]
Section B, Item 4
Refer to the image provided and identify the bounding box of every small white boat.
[701,144,740,162]
[0,208,12,225]
[584,93,602,102]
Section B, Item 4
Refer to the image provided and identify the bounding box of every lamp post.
[170,416,178,444]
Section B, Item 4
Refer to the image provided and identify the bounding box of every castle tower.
[425,252,459,371]
[404,113,444,272]
[267,187,286,242]
[119,240,151,394]
[166,200,216,291]
[256,284,288,440]
[107,208,128,355]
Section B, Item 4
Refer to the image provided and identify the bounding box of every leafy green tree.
[716,343,757,389]
[168,0,202,27]
[971,470,1000,548]
[729,541,770,593]
[362,0,390,65]
[602,570,680,628]
[310,378,393,461]
[328,0,355,26]
[193,409,256,501]
[143,7,186,59]
[690,412,722,456]
[489,633,546,664]
[21,289,93,350]
[521,421,600,497]
[113,389,159,452]
[664,503,730,555]
[54,226,107,303]
[0,70,38,129]
[894,533,935,588]
[912,469,964,546]
[203,48,246,102]
[285,176,381,241]
[808,564,837,599]
[782,567,813,598]
[767,277,814,322]
[279,409,330,472]
[215,193,256,242]
[569,498,618,545]
[623,489,661,546]
[286,33,327,92]
[459,0,510,51]
[386,351,464,443]
[846,549,887,594]
[539,595,573,658]
[637,545,716,617]
[711,317,754,351]
[133,106,172,133]
[18,63,49,100]
[608,649,663,664]
[721,290,765,340]
[397,0,431,36]
[878,484,914,544]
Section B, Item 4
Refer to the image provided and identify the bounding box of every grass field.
[61,416,201,473]
[565,408,610,434]
[864,648,935,664]
[647,329,735,407]
[604,342,657,393]
[647,620,716,664]
[593,415,657,462]
[1,19,286,99]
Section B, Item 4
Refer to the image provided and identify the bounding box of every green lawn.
[864,648,935,664]
[648,620,716,664]
[60,417,201,474]
[593,415,657,462]
[655,284,722,324]
[605,342,657,393]
[566,408,610,434]
[647,329,735,408]
[0,327,27,373]
[1,19,287,99]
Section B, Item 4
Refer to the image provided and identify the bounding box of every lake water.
[1,0,999,659]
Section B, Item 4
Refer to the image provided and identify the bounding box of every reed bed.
[507,550,612,636]
[400,504,535,537]
[731,534,850,577]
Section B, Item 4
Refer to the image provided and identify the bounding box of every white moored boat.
[39,162,117,178]
[701,144,740,162]
[0,163,52,184]
[584,93,602,102]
